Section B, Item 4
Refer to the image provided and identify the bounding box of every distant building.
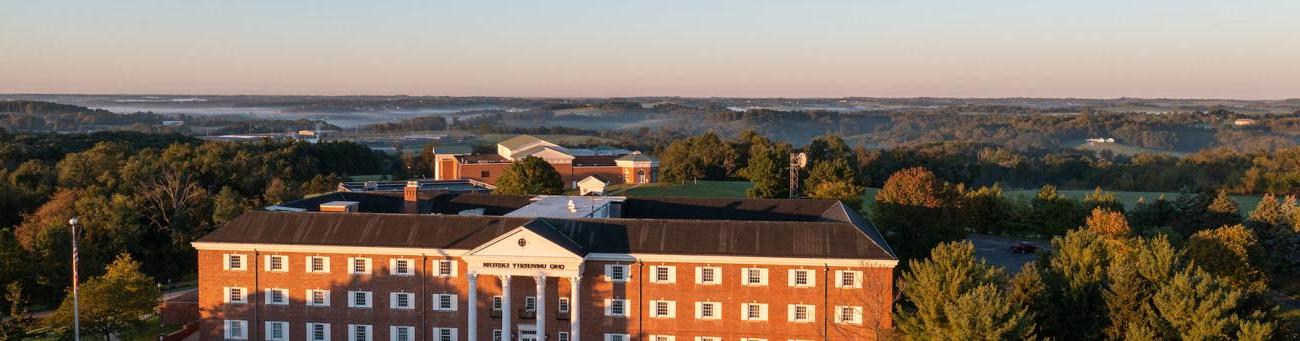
[1233,118,1257,126]
[192,184,897,340]
[161,120,185,127]
[576,175,609,196]
[1086,137,1116,144]
[434,135,659,188]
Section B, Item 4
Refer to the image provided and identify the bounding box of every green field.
[1071,141,1186,157]
[621,181,1263,214]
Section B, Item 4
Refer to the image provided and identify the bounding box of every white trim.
[741,303,768,321]
[347,324,373,341]
[390,292,415,310]
[390,326,416,341]
[788,269,816,288]
[390,258,415,276]
[265,255,289,272]
[835,270,864,288]
[835,306,864,325]
[307,322,332,341]
[307,289,331,307]
[432,293,459,311]
[787,304,816,323]
[603,334,632,341]
[431,327,458,341]
[223,254,247,271]
[266,321,289,341]
[194,243,898,267]
[433,259,458,277]
[306,256,331,273]
[604,298,629,317]
[695,266,722,285]
[648,300,676,318]
[742,268,769,286]
[265,288,289,305]
[223,287,248,304]
[347,291,373,308]
[586,253,897,267]
[649,265,676,284]
[695,301,721,320]
[604,264,631,282]
[224,320,249,340]
[347,257,372,275]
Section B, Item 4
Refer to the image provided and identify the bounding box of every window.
[525,296,537,311]
[491,296,503,311]
[558,332,570,341]
[307,256,330,273]
[224,320,248,340]
[391,292,415,310]
[433,293,458,311]
[649,300,676,318]
[742,268,769,286]
[604,334,631,341]
[348,257,372,275]
[434,260,457,277]
[695,301,721,320]
[432,328,457,341]
[741,303,768,321]
[605,264,630,282]
[835,306,863,325]
[265,288,289,305]
[696,266,721,285]
[348,324,372,341]
[264,255,288,272]
[492,330,502,341]
[307,290,331,307]
[604,298,629,317]
[224,287,247,304]
[558,297,571,314]
[480,170,490,178]
[390,326,415,341]
[650,336,675,341]
[788,304,815,323]
[650,265,676,283]
[694,338,722,341]
[789,269,815,287]
[739,339,768,341]
[307,323,331,341]
[836,270,862,288]
[266,321,289,341]
[348,291,373,308]
[390,259,414,276]
[224,254,247,271]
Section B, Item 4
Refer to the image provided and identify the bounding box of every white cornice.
[191,242,465,256]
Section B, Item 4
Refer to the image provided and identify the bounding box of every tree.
[804,134,851,166]
[1207,189,1243,226]
[807,180,864,211]
[1151,268,1271,340]
[742,140,791,199]
[1102,235,1180,340]
[1033,229,1112,340]
[47,253,161,340]
[1185,224,1267,289]
[1085,208,1132,239]
[493,156,564,195]
[212,186,253,225]
[0,282,34,340]
[1029,185,1085,236]
[803,158,856,193]
[895,241,1034,340]
[963,185,1015,235]
[1082,187,1125,213]
[871,167,965,261]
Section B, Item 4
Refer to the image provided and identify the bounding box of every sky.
[2,0,1298,99]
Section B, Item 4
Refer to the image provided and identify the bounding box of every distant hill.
[0,100,166,131]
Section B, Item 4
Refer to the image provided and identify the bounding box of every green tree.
[1102,235,1180,340]
[1129,194,1176,234]
[806,180,864,211]
[0,282,34,340]
[1033,229,1112,340]
[47,253,161,340]
[803,158,856,192]
[1185,224,1267,289]
[895,241,1034,340]
[1151,268,1271,340]
[742,140,791,198]
[493,156,564,195]
[871,167,965,261]
[212,186,253,225]
[1029,185,1085,236]
[963,185,1015,235]
[1082,187,1125,213]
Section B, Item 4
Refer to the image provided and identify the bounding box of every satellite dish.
[792,152,808,169]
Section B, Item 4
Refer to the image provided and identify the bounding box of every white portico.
[462,220,586,341]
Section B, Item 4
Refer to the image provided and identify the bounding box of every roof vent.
[319,201,360,212]
[567,199,577,213]
[364,181,378,191]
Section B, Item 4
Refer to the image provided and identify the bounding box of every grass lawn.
[621,181,1263,214]
[28,315,184,341]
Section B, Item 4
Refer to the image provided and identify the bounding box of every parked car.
[1010,242,1038,254]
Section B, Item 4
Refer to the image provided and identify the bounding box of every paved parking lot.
[968,234,1050,273]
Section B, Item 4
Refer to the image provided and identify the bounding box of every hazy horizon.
[4,1,1298,99]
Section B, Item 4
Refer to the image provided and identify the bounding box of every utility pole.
[69,217,81,341]
[789,152,807,198]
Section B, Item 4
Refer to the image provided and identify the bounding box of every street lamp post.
[69,217,80,341]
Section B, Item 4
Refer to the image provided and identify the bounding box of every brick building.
[192,184,897,341]
[432,135,658,187]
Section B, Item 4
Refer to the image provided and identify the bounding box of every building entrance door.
[518,329,539,341]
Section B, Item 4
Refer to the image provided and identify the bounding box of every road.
[968,234,1050,273]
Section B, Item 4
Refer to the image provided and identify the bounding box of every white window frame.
[224,287,248,304]
[649,300,676,318]
[695,301,721,320]
[347,324,373,341]
[742,268,769,286]
[835,306,864,325]
[650,336,676,341]
[266,321,289,341]
[307,322,331,341]
[224,319,248,340]
[265,288,289,305]
[558,297,571,314]
[492,329,502,341]
[390,258,415,276]
[788,269,815,288]
[433,293,459,311]
[604,264,631,282]
[431,327,458,341]
[741,303,768,321]
[604,334,631,341]
[348,291,373,308]
[836,270,863,288]
[649,265,676,284]
[307,256,331,273]
[390,326,416,341]
[223,254,247,271]
[492,296,503,311]
[604,298,629,317]
[558,332,571,341]
[788,304,816,323]
[525,296,537,312]
[307,289,331,307]
[739,338,768,341]
[434,259,457,277]
[265,255,289,272]
[348,257,372,275]
[390,292,415,310]
[694,338,722,341]
[696,266,722,285]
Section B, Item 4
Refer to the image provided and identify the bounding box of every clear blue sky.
[2,0,1297,98]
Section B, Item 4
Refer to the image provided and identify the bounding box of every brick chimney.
[403,181,419,213]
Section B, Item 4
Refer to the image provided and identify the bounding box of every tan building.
[434,135,658,188]
[192,185,897,341]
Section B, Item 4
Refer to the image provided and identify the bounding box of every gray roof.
[498,135,546,151]
[614,152,656,162]
[430,145,473,155]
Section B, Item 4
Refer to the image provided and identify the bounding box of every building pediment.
[462,219,585,277]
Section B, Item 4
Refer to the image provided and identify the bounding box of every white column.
[501,275,512,341]
[535,276,547,340]
[467,273,478,341]
[570,276,580,341]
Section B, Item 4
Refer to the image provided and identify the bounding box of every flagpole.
[69,217,80,341]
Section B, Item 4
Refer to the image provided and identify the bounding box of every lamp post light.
[68,216,80,341]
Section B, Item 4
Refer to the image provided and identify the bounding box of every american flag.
[71,222,79,286]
